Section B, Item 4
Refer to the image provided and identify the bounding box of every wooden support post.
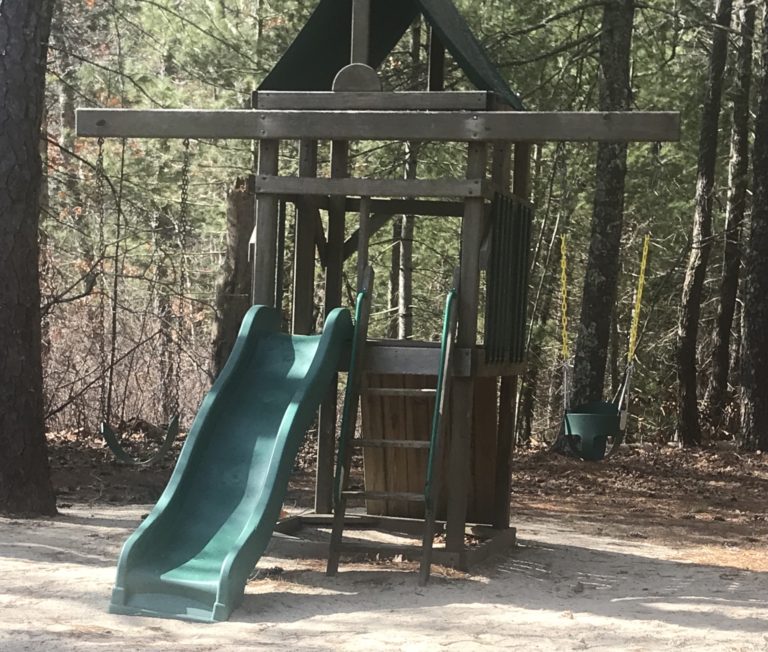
[446,142,487,560]
[491,143,513,194]
[357,196,371,289]
[492,142,532,529]
[275,199,287,312]
[493,375,517,529]
[316,139,348,514]
[292,140,318,335]
[427,27,446,92]
[251,139,279,306]
[491,142,514,529]
[351,0,371,65]
[513,143,532,201]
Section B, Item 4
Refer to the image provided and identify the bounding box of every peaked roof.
[259,0,523,110]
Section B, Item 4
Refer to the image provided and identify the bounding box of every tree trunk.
[0,0,57,516]
[396,21,421,340]
[706,0,755,427]
[571,0,635,406]
[212,180,254,377]
[675,0,732,446]
[740,5,768,452]
[387,221,400,338]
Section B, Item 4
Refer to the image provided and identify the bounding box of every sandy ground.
[1,504,767,651]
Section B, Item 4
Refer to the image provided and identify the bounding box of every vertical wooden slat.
[446,142,486,558]
[357,196,371,289]
[513,143,532,201]
[470,377,499,523]
[251,139,279,306]
[316,139,348,514]
[406,375,428,519]
[275,199,287,315]
[492,143,513,193]
[292,140,318,335]
[362,374,387,514]
[427,26,446,92]
[351,0,371,65]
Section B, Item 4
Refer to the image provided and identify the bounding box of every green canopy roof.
[259,0,523,110]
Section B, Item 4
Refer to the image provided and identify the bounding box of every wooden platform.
[271,513,517,571]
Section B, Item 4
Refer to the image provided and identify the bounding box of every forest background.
[13,0,768,488]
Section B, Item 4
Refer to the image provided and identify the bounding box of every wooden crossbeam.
[252,175,486,199]
[344,198,465,217]
[252,90,492,111]
[76,109,680,143]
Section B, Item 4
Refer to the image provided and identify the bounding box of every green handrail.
[333,287,367,506]
[424,285,457,507]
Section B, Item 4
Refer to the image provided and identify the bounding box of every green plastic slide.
[109,305,352,623]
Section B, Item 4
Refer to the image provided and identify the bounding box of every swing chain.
[171,138,192,422]
[559,234,571,411]
[178,138,191,262]
[559,234,569,361]
[96,137,109,421]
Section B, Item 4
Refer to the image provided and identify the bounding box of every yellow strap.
[628,235,651,363]
[560,234,569,360]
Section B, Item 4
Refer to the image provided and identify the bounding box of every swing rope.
[614,234,651,429]
[627,234,650,365]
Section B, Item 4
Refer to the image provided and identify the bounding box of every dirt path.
[1,504,767,651]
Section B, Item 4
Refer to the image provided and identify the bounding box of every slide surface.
[109,306,352,623]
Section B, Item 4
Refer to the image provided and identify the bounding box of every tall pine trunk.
[212,181,254,376]
[398,141,418,339]
[571,0,635,406]
[396,20,422,340]
[740,5,768,452]
[675,0,732,446]
[706,0,755,428]
[0,0,57,516]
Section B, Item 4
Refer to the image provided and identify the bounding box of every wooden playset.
[77,0,679,581]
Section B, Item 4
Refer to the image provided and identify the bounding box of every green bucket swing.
[558,235,649,461]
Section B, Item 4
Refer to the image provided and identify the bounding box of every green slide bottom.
[109,306,352,623]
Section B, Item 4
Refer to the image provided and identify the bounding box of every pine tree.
[0,0,57,516]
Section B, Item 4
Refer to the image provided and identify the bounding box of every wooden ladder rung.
[337,541,425,557]
[364,387,437,398]
[342,490,426,503]
[351,438,431,449]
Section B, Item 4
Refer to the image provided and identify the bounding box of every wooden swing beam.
[76,109,679,143]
